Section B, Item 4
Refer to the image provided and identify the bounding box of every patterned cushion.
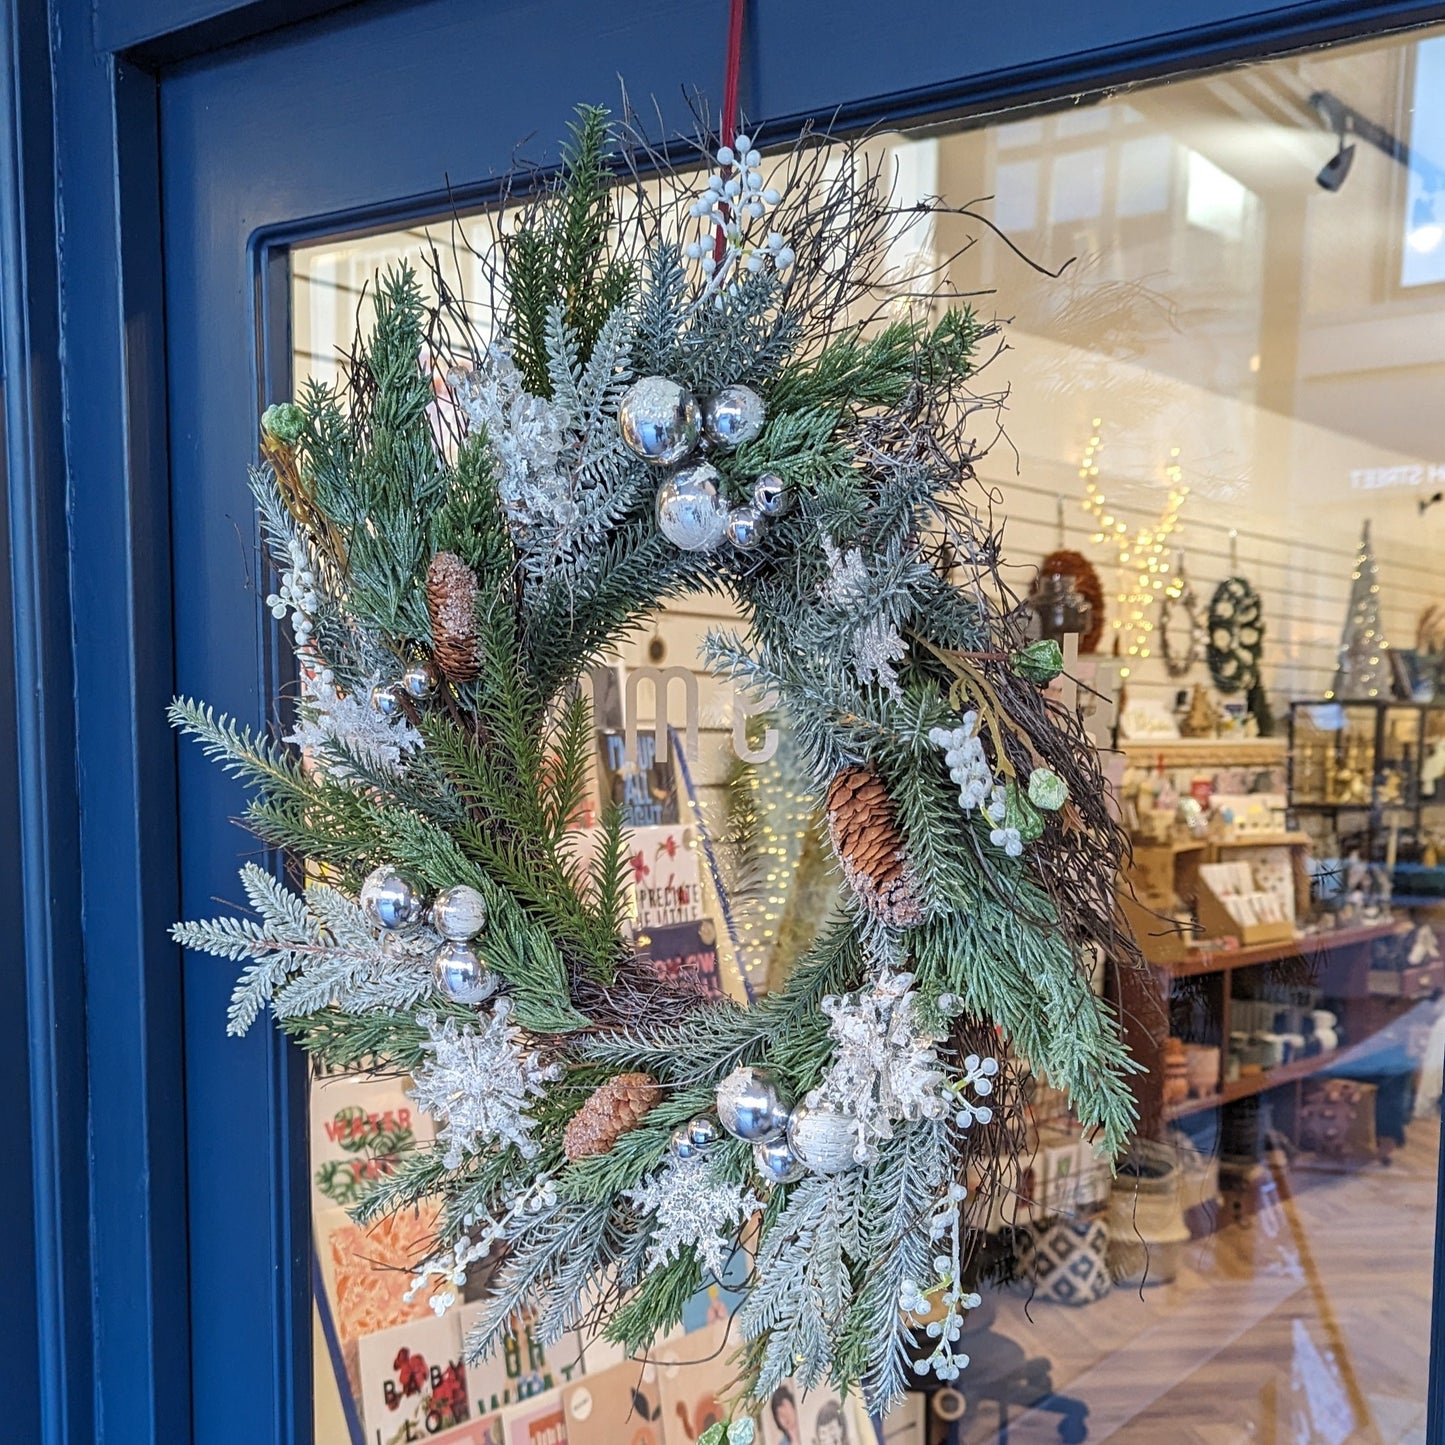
[1017,1217,1112,1306]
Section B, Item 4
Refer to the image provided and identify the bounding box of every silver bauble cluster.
[786,1103,856,1175]
[617,376,701,464]
[369,659,439,717]
[359,865,495,1006]
[713,1066,858,1184]
[431,940,497,1004]
[715,1066,792,1143]
[431,883,488,941]
[701,384,767,449]
[361,864,425,930]
[619,377,790,554]
[667,1114,722,1162]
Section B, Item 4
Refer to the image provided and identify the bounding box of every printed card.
[455,1303,587,1416]
[358,1311,470,1445]
[502,1390,569,1445]
[562,1360,665,1445]
[310,1071,433,1217]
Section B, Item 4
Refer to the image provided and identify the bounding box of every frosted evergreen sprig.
[170,861,437,1035]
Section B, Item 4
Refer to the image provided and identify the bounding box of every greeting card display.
[562,1361,665,1445]
[310,1071,431,1214]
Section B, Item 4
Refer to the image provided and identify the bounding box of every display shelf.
[1164,1048,1343,1121]
[1121,737,1289,768]
[1158,919,1404,979]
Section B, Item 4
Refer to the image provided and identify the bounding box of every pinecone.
[426,551,480,682]
[826,766,925,928]
[563,1072,661,1161]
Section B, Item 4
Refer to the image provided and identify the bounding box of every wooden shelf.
[1212,831,1313,849]
[1165,1048,1346,1121]
[1159,919,1406,979]
[1121,737,1289,768]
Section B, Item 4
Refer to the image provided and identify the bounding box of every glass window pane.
[286,21,1445,1444]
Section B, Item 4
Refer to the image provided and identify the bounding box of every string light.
[1078,426,1188,667]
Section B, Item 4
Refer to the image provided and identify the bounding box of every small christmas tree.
[1330,520,1393,699]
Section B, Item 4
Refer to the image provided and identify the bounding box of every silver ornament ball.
[702,384,767,450]
[687,1116,722,1148]
[431,939,497,1005]
[752,471,791,517]
[655,462,730,552]
[715,1066,791,1143]
[400,661,438,700]
[431,883,488,942]
[787,1103,858,1174]
[753,1135,808,1186]
[370,682,404,719]
[618,376,702,465]
[360,864,425,931]
[669,1123,704,1161]
[726,505,765,551]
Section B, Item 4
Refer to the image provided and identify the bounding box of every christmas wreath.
[172,111,1139,1415]
[1206,575,1264,694]
[1159,563,1205,679]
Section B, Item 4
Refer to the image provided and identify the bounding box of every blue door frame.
[8,0,1445,1440]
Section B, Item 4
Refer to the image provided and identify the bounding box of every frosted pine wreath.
[172,110,1141,1415]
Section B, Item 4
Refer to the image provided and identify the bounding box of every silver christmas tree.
[1330,521,1393,700]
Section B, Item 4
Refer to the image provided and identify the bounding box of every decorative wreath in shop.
[171,110,1139,1417]
[1206,575,1264,694]
[1031,548,1106,653]
[1158,563,1206,680]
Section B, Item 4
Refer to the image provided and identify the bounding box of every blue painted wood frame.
[25,0,1445,1440]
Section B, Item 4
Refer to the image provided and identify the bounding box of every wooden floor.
[961,1120,1440,1445]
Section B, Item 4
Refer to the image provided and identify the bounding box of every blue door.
[143,2,1445,1441]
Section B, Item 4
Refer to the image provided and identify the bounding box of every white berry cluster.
[266,536,319,655]
[404,1174,559,1316]
[929,718,1027,857]
[897,1181,981,1381]
[928,713,994,810]
[949,1052,999,1129]
[685,135,793,290]
[984,787,1023,858]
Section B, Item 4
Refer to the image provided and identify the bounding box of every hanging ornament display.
[1328,520,1393,700]
[1030,549,1104,653]
[1158,558,1206,679]
[173,105,1143,1419]
[1206,576,1264,695]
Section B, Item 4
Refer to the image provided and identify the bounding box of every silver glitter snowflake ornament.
[624,1151,763,1277]
[286,674,424,779]
[410,1001,562,1169]
[805,970,948,1164]
[820,535,909,700]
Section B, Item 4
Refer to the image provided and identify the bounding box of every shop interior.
[292,22,1445,1445]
